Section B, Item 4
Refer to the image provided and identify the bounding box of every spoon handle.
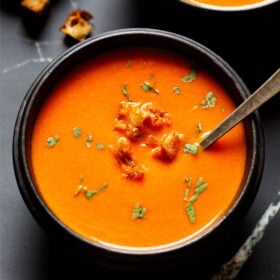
[200,68,280,150]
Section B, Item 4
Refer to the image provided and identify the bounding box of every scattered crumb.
[60,9,94,42]
[20,0,50,14]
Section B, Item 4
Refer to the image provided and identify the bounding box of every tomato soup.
[183,0,268,7]
[31,47,247,248]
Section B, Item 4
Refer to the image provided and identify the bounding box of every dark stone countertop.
[1,1,279,279]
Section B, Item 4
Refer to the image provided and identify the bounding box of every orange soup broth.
[184,0,265,7]
[31,47,247,248]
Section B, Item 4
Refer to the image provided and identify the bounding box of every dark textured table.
[1,1,279,279]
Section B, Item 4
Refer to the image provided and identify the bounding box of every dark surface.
[0,1,279,279]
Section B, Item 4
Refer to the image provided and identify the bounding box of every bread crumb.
[60,9,94,42]
[21,0,50,14]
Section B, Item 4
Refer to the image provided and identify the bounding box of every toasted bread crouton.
[110,137,145,180]
[21,0,50,14]
[60,9,93,42]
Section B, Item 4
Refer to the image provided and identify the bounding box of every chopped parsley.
[86,135,93,147]
[126,59,131,68]
[121,84,133,102]
[182,67,198,82]
[141,81,159,94]
[73,127,82,138]
[200,91,217,109]
[196,122,203,133]
[185,203,196,224]
[183,143,199,155]
[172,86,181,95]
[183,177,192,201]
[85,189,99,199]
[74,176,108,200]
[46,135,59,147]
[96,143,106,150]
[183,177,208,224]
[131,203,146,220]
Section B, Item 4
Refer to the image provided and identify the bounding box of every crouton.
[110,137,145,180]
[60,9,93,42]
[20,0,50,14]
[114,101,171,141]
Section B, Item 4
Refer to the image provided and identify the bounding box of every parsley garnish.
[183,177,208,224]
[73,127,82,138]
[183,143,199,155]
[183,177,192,201]
[74,176,108,200]
[85,189,99,199]
[185,203,195,224]
[46,135,59,147]
[132,203,146,220]
[190,177,208,202]
[196,122,203,133]
[172,86,181,95]
[200,91,217,109]
[96,143,106,150]
[86,135,93,147]
[141,81,159,94]
[182,68,197,82]
[121,84,133,102]
[126,59,131,68]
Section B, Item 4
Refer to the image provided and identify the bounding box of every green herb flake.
[74,176,87,196]
[190,192,200,202]
[197,122,203,133]
[85,189,99,200]
[172,86,181,95]
[183,143,199,155]
[46,135,60,147]
[141,81,159,94]
[132,203,146,220]
[182,68,198,83]
[184,188,190,201]
[200,91,217,109]
[96,143,106,150]
[183,177,192,187]
[183,177,192,201]
[73,127,82,138]
[121,84,133,102]
[195,177,208,194]
[86,135,93,148]
[126,59,131,68]
[185,203,196,224]
[74,176,108,199]
[101,183,108,190]
[183,177,209,223]
[190,177,208,202]
[121,84,128,96]
[196,183,208,194]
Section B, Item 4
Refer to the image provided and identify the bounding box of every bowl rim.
[12,27,265,266]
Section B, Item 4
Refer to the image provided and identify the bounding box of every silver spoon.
[200,68,280,150]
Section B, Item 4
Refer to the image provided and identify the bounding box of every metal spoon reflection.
[200,68,280,150]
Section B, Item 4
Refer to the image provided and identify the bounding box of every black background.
[1,1,279,279]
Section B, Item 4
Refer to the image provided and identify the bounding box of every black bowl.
[13,28,264,271]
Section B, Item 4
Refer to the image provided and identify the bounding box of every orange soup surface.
[183,0,266,7]
[31,47,247,248]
